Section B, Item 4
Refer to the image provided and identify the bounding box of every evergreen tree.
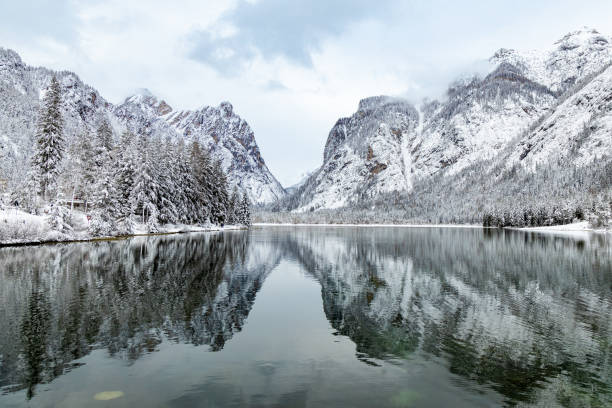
[210,160,229,225]
[96,119,114,152]
[240,193,251,226]
[114,131,137,219]
[189,141,212,222]
[153,136,178,224]
[130,134,159,231]
[78,134,97,209]
[32,76,64,200]
[227,187,239,224]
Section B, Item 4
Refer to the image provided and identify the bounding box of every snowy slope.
[289,28,612,211]
[509,62,612,169]
[0,48,284,204]
[491,27,612,94]
[284,171,314,195]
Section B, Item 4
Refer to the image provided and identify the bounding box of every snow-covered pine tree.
[96,119,114,152]
[89,164,120,236]
[189,141,213,222]
[78,133,97,210]
[114,131,137,219]
[153,136,178,224]
[129,134,159,231]
[174,140,198,224]
[240,192,251,226]
[32,76,64,201]
[210,160,229,226]
[227,187,239,225]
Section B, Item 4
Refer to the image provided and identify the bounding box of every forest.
[1,76,251,242]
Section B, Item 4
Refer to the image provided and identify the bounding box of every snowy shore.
[253,222,483,228]
[254,222,611,234]
[0,208,245,246]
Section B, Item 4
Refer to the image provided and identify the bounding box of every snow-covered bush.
[47,204,73,233]
[0,210,48,242]
[88,211,117,237]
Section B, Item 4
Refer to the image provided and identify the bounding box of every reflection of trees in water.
[281,227,612,406]
[0,231,276,399]
[1,228,610,405]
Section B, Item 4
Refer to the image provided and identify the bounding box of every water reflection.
[0,227,610,407]
[281,227,612,406]
[0,232,279,399]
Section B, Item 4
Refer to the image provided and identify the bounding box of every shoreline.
[253,222,611,234]
[2,221,609,248]
[0,225,247,248]
[253,222,483,229]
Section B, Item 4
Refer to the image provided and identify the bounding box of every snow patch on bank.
[253,222,483,229]
[0,208,244,246]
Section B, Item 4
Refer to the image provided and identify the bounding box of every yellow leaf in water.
[94,391,124,401]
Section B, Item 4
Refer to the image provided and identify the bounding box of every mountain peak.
[219,101,233,117]
[124,89,172,115]
[555,26,608,50]
[0,47,24,68]
[357,95,410,112]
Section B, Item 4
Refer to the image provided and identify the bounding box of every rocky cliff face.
[290,28,612,211]
[0,48,284,204]
[294,96,418,210]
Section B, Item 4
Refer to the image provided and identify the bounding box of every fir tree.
[96,119,114,152]
[227,187,239,224]
[130,134,159,230]
[210,160,229,225]
[240,193,251,226]
[114,131,137,219]
[78,134,97,210]
[32,76,64,200]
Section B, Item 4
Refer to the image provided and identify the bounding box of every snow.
[514,221,611,237]
[0,208,245,246]
[253,222,483,228]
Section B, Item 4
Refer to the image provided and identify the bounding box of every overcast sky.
[2,0,612,186]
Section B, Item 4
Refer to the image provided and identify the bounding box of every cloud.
[0,0,78,43]
[263,79,287,91]
[189,0,395,73]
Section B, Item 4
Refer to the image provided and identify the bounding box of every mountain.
[285,28,612,215]
[284,170,314,195]
[114,91,285,203]
[290,96,419,210]
[0,48,284,204]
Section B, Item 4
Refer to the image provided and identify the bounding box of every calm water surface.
[0,227,611,407]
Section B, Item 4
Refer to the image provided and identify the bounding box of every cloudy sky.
[2,0,612,186]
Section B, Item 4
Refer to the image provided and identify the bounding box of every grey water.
[0,227,610,407]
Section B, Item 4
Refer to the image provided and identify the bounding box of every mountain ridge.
[0,47,285,204]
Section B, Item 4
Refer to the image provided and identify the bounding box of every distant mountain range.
[282,27,612,219]
[0,49,285,204]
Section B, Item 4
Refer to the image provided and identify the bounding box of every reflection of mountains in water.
[1,228,610,405]
[0,232,281,398]
[280,227,612,405]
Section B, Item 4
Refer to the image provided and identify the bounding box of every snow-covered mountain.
[0,48,285,204]
[284,170,314,195]
[115,91,285,203]
[289,28,612,212]
[293,96,419,210]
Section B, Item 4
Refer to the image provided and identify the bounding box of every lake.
[0,226,610,407]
